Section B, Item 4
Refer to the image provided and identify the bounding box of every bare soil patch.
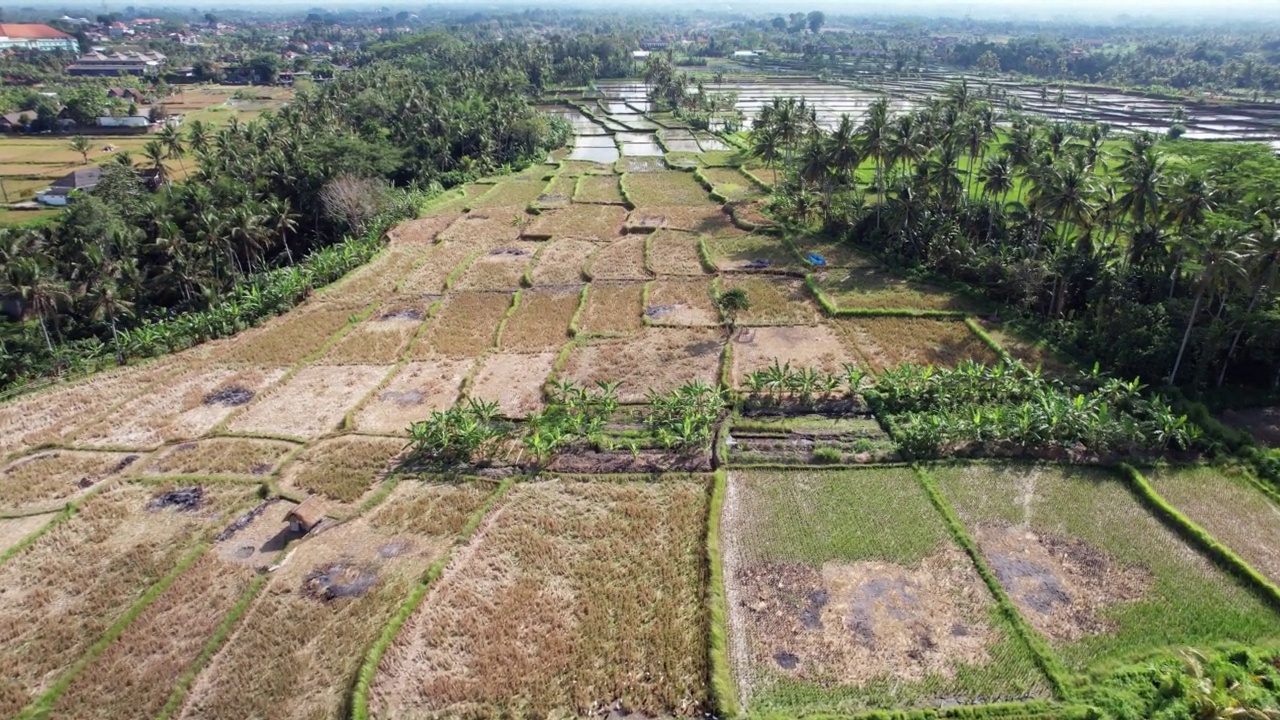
[353,359,472,435]
[561,328,723,403]
[179,482,492,720]
[627,205,738,235]
[0,483,254,718]
[735,544,996,685]
[51,554,258,720]
[587,236,652,281]
[646,279,719,327]
[524,204,626,241]
[1218,407,1280,448]
[578,282,644,336]
[722,276,821,326]
[647,230,710,276]
[832,318,999,372]
[0,360,176,457]
[453,242,540,291]
[529,239,594,286]
[972,525,1150,643]
[573,174,625,204]
[367,480,709,720]
[500,288,581,352]
[624,171,711,206]
[226,365,389,439]
[144,437,296,477]
[280,435,405,509]
[415,291,514,358]
[214,499,298,568]
[468,352,557,418]
[0,450,140,512]
[74,366,286,448]
[731,325,849,388]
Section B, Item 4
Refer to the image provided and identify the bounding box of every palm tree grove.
[2,3,1280,720]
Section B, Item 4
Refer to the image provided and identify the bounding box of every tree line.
[750,83,1280,392]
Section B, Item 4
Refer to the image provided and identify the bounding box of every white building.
[0,24,78,53]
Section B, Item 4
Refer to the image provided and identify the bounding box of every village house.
[67,50,166,77]
[0,24,78,53]
[36,167,103,206]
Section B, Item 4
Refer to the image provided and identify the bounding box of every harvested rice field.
[394,241,485,296]
[436,209,525,246]
[627,205,739,234]
[225,365,389,440]
[367,478,710,719]
[931,464,1280,672]
[573,174,625,204]
[528,238,595,285]
[704,234,803,273]
[143,437,298,478]
[524,204,626,240]
[586,236,652,280]
[414,291,514,358]
[645,279,720,327]
[647,229,711,276]
[576,281,644,336]
[0,449,142,512]
[722,469,1051,714]
[0,512,54,556]
[452,242,541,291]
[722,276,821,325]
[468,352,558,418]
[319,305,427,364]
[561,328,723,403]
[176,480,497,720]
[832,317,999,372]
[469,180,550,209]
[0,482,257,718]
[731,324,849,387]
[211,303,364,366]
[812,268,977,312]
[701,167,764,201]
[500,288,581,352]
[278,435,405,509]
[352,359,472,435]
[320,246,431,303]
[623,171,713,206]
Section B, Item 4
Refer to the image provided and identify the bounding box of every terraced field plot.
[623,171,713,206]
[832,317,999,371]
[722,469,1052,714]
[931,464,1280,672]
[812,268,978,312]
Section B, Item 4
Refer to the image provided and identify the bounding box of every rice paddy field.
[3,89,1280,720]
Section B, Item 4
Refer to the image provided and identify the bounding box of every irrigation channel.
[550,75,1280,154]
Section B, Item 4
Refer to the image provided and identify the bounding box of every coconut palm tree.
[68,135,92,165]
[157,124,187,175]
[749,123,783,187]
[860,97,891,224]
[141,140,167,175]
[5,256,69,357]
[1169,229,1253,385]
[85,273,134,364]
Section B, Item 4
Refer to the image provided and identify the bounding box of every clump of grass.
[812,446,842,464]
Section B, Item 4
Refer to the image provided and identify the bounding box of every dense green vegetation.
[750,86,1280,392]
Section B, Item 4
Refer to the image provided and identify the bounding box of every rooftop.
[0,24,73,40]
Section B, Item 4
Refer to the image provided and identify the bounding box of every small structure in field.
[285,496,327,534]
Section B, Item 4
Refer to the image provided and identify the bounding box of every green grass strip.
[18,542,211,720]
[697,236,718,273]
[0,481,115,568]
[752,699,1082,720]
[618,173,637,210]
[965,317,1014,364]
[913,465,1073,702]
[350,476,517,720]
[567,285,590,337]
[706,469,738,717]
[492,290,522,350]
[804,273,839,316]
[1120,463,1280,611]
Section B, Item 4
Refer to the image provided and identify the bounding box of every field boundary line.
[17,541,211,720]
[1120,464,1280,612]
[913,465,1073,701]
[58,362,188,446]
[706,469,739,716]
[965,317,1015,364]
[0,480,116,568]
[492,290,522,350]
[348,476,517,720]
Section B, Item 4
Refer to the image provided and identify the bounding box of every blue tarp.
[807,253,827,267]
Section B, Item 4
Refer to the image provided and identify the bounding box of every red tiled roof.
[0,24,73,40]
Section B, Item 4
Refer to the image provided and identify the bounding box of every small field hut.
[286,496,327,534]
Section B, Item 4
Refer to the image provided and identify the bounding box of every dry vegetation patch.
[467,352,558,418]
[705,235,801,273]
[573,174,625,204]
[529,239,594,286]
[646,279,719,326]
[562,328,723,403]
[813,268,977,312]
[0,513,53,556]
[975,321,1075,376]
[226,365,389,439]
[832,318,998,372]
[933,464,1280,671]
[213,303,363,366]
[0,450,141,512]
[0,483,254,718]
[626,206,737,235]
[395,241,485,296]
[722,276,820,326]
[790,236,878,270]
[533,175,574,209]
[280,435,405,508]
[1217,407,1280,448]
[469,180,549,209]
[577,282,644,336]
[214,499,297,568]
[0,361,176,457]
[586,236,651,281]
[524,204,626,240]
[731,325,849,388]
[386,214,461,248]
[367,479,709,719]
[178,481,494,720]
[415,291,513,358]
[352,359,472,435]
[319,247,429,304]
[437,209,527,245]
[723,469,1049,713]
[647,230,710,276]
[73,366,287,448]
[453,242,541,291]
[501,289,580,352]
[560,161,617,178]
[624,171,711,206]
[144,438,297,477]
[320,308,425,365]
[51,554,258,720]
